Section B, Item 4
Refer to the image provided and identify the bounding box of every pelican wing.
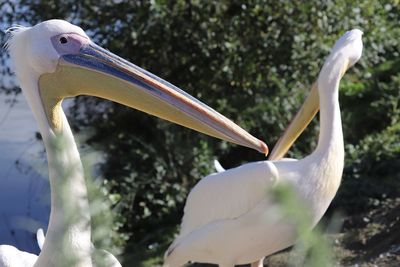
[0,245,37,267]
[179,160,279,238]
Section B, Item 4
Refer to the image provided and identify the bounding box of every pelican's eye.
[51,33,90,55]
[59,37,68,44]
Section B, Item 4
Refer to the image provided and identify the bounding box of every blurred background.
[0,1,399,266]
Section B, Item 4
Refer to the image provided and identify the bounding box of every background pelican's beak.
[269,59,351,160]
[269,84,319,160]
[38,42,268,154]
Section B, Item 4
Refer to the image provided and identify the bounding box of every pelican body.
[0,20,267,267]
[164,30,363,267]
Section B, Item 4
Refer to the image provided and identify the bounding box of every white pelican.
[0,19,268,267]
[164,29,363,267]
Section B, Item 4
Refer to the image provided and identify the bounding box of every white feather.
[36,229,45,250]
[213,159,225,173]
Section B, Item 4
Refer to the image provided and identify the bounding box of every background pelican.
[0,19,267,267]
[164,29,363,267]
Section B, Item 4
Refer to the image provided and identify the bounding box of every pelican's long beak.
[38,42,268,154]
[268,84,319,160]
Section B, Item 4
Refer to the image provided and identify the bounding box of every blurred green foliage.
[1,0,399,266]
[272,183,337,267]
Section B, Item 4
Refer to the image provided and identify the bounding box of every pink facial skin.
[51,33,90,55]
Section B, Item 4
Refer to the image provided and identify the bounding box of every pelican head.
[331,29,363,68]
[5,19,268,153]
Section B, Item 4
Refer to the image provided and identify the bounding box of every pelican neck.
[313,55,345,157]
[34,106,92,267]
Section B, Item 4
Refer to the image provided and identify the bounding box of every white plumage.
[0,229,122,267]
[0,245,38,267]
[213,159,225,173]
[164,29,363,267]
[0,229,44,267]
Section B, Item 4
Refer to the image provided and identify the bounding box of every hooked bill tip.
[260,141,269,156]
